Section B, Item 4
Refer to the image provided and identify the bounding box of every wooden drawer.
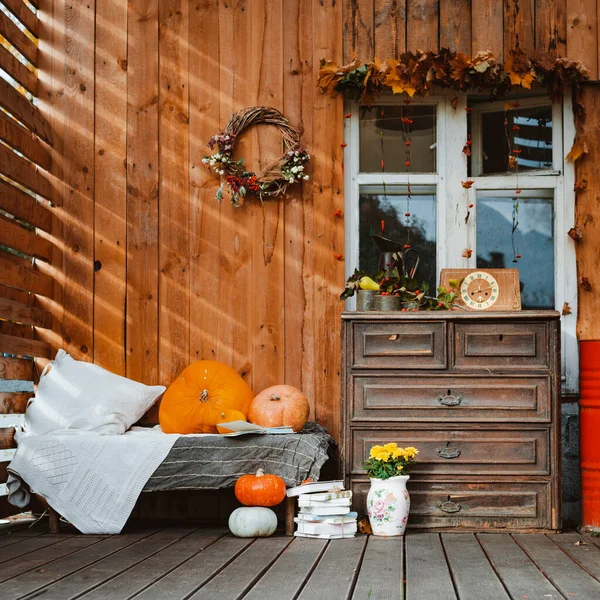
[352,321,446,370]
[453,322,550,370]
[351,428,550,476]
[352,375,551,422]
[349,479,552,530]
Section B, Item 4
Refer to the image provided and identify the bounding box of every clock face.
[460,271,500,310]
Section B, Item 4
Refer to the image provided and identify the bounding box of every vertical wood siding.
[32,0,600,456]
[39,0,345,438]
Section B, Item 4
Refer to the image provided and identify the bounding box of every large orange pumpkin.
[159,361,254,434]
[234,469,286,507]
[248,385,310,433]
[216,409,247,434]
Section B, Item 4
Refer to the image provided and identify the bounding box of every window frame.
[344,91,578,394]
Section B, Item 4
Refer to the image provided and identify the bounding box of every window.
[344,92,578,393]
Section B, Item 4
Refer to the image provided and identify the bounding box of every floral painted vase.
[367,475,410,536]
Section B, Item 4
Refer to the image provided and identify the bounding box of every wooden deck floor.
[2,524,600,599]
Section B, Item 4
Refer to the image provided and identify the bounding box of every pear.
[359,276,380,291]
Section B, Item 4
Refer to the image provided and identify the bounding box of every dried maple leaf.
[508,155,517,169]
[461,180,475,189]
[317,59,342,92]
[580,277,592,292]
[461,248,473,259]
[568,226,583,242]
[562,302,572,316]
[504,51,536,89]
[566,139,589,162]
[358,517,372,535]
[462,144,472,156]
[384,58,416,96]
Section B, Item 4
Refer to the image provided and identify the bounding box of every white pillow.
[21,350,165,437]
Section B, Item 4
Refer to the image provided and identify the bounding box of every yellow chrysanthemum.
[369,445,383,459]
[383,443,398,453]
[396,464,404,470]
[375,451,391,462]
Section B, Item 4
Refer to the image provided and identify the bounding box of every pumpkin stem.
[270,394,281,401]
[256,468,265,477]
[200,389,209,402]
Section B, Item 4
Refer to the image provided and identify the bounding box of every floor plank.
[188,536,291,599]
[478,534,562,600]
[0,531,151,599]
[514,534,600,600]
[31,527,195,600]
[80,528,226,599]
[406,533,457,600]
[0,536,105,584]
[351,536,403,600]
[296,536,368,600]
[442,534,510,600]
[134,535,254,599]
[0,534,66,563]
[551,532,600,581]
[244,538,327,600]
[0,529,47,549]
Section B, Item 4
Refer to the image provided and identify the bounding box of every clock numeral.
[490,295,496,301]
[492,288,498,293]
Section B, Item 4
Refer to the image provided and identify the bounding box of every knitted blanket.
[144,422,335,491]
[7,428,179,534]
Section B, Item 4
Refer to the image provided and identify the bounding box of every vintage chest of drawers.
[341,311,562,531]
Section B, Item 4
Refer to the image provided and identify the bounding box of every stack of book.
[286,480,357,539]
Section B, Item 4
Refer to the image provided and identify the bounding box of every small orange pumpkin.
[216,409,247,434]
[159,360,254,434]
[234,469,286,507]
[249,385,310,432]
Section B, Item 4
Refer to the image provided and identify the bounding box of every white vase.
[367,475,410,536]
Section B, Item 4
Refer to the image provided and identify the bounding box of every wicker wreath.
[202,107,310,206]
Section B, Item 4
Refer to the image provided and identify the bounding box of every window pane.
[359,105,436,173]
[476,190,554,309]
[480,105,553,174]
[359,186,436,291]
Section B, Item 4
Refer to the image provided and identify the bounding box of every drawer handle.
[438,394,462,407]
[437,500,461,514]
[437,444,461,459]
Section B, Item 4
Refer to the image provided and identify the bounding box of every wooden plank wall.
[0,0,55,517]
[22,0,600,495]
[37,0,345,439]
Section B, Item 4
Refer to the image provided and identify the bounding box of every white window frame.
[344,91,578,394]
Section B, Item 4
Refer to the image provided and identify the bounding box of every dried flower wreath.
[318,49,589,106]
[203,106,310,206]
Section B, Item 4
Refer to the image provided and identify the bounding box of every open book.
[216,420,295,437]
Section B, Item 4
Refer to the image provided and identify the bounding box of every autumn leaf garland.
[318,49,589,107]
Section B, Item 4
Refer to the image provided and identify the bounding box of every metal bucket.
[356,290,377,311]
[581,341,600,528]
[373,295,400,311]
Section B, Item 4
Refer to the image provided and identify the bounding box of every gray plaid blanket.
[143,422,335,491]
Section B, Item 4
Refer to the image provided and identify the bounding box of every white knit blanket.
[7,428,179,534]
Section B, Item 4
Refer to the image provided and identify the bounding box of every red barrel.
[580,341,600,528]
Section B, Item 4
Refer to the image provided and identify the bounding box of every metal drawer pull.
[437,500,461,513]
[438,394,462,407]
[437,443,461,459]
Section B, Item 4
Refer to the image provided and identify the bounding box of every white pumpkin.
[228,507,278,538]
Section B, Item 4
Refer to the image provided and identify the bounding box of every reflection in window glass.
[480,105,553,174]
[359,105,436,172]
[476,190,554,309]
[359,187,436,291]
